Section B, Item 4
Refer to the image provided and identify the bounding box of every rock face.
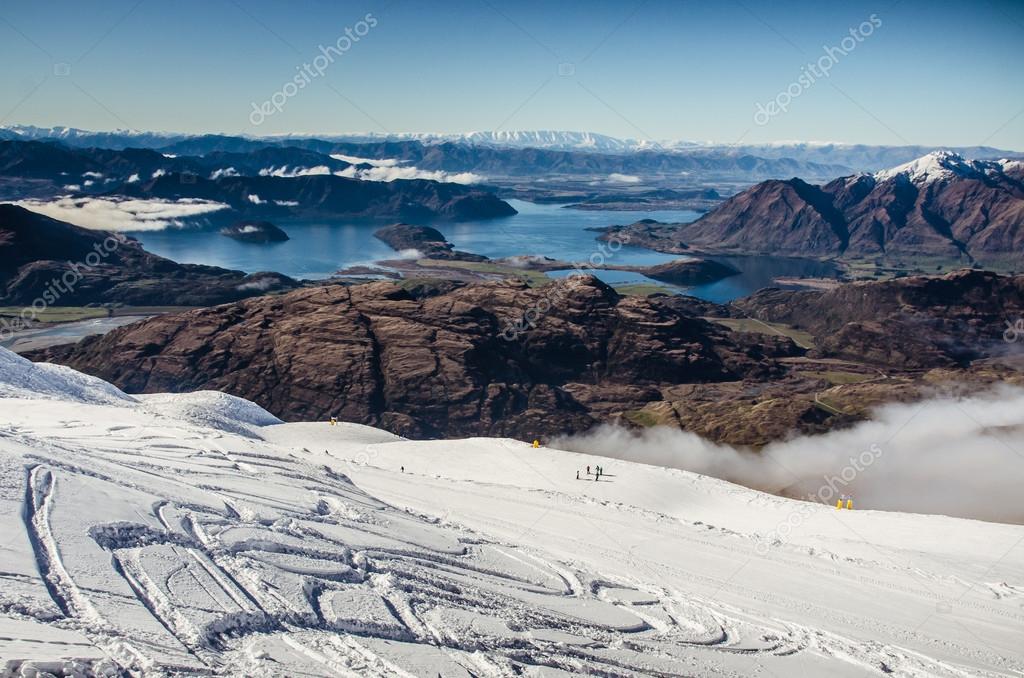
[374,223,487,261]
[608,153,1024,264]
[735,269,1024,368]
[220,220,289,243]
[619,258,739,286]
[0,204,299,306]
[35,276,794,439]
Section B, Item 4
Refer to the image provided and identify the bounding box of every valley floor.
[1,349,1023,676]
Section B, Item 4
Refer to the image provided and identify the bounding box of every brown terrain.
[599,153,1024,266]
[33,269,1024,446]
[0,204,299,306]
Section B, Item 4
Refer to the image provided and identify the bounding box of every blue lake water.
[131,199,838,303]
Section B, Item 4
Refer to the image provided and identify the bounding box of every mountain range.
[3,125,1021,173]
[0,140,516,221]
[602,151,1024,265]
[0,204,298,306]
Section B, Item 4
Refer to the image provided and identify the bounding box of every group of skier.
[577,464,605,481]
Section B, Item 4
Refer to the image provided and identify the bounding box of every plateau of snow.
[1,346,1022,677]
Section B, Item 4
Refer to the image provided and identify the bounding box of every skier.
[587,465,591,475]
[576,470,579,480]
[401,466,405,473]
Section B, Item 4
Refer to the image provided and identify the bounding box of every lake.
[132,200,838,303]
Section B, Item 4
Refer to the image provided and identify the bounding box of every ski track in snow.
[1,350,1023,676]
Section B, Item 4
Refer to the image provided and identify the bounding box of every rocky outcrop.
[605,153,1024,264]
[618,258,739,286]
[373,223,487,261]
[0,204,299,306]
[734,269,1024,368]
[221,220,289,243]
[35,276,794,439]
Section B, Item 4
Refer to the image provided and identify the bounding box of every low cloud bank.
[258,162,483,184]
[329,153,400,167]
[554,387,1024,524]
[15,196,230,232]
[334,165,483,184]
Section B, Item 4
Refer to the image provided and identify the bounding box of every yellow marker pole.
[846,499,853,510]
[532,440,540,448]
[836,499,843,509]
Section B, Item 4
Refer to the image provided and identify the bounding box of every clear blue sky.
[1,0,1022,149]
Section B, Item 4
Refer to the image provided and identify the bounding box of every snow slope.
[871,150,1022,185]
[2,348,1023,676]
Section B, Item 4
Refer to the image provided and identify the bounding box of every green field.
[797,370,874,385]
[706,317,815,349]
[613,283,669,297]
[0,306,109,324]
[623,408,664,427]
[414,259,552,286]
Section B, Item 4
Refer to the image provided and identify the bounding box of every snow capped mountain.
[0,124,181,149]
[269,129,693,153]
[872,150,999,184]
[631,152,1024,260]
[453,130,684,152]
[5,124,1022,174]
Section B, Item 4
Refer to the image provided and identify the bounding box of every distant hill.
[604,152,1024,265]
[0,204,298,306]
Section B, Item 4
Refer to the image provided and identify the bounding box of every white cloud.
[607,173,641,183]
[210,167,239,179]
[14,196,230,232]
[259,165,331,177]
[151,169,167,179]
[236,277,279,292]
[247,194,265,205]
[334,165,483,184]
[273,199,299,206]
[330,153,400,167]
[555,386,1024,524]
[126,173,140,183]
[82,171,104,179]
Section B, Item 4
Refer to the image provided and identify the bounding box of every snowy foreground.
[1,348,1023,677]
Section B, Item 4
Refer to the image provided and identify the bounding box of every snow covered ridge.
[2,348,1024,676]
[872,150,1022,184]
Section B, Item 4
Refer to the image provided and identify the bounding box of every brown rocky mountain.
[32,270,1024,445]
[734,269,1024,369]
[34,276,797,439]
[374,223,487,261]
[0,204,298,306]
[617,258,739,286]
[602,152,1024,265]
